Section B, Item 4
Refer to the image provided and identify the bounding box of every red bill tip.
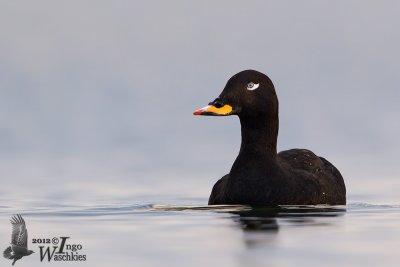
[193,108,203,115]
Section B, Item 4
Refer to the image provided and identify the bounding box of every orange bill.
[193,104,233,116]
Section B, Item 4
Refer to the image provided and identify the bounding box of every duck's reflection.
[228,206,345,247]
[231,206,345,229]
[231,209,280,231]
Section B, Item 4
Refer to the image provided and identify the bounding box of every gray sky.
[0,1,399,203]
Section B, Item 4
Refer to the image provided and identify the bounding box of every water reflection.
[231,209,280,231]
[1,202,399,267]
[230,206,345,231]
[228,206,346,249]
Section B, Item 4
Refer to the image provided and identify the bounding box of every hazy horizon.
[1,1,399,204]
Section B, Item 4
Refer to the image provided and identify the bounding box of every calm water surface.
[0,197,399,267]
[0,156,398,266]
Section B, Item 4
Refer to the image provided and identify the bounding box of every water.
[0,199,399,267]
[0,156,399,266]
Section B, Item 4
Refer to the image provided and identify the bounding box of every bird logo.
[3,215,34,265]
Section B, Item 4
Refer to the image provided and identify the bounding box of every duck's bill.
[193,104,233,116]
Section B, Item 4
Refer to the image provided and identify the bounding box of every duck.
[193,70,346,206]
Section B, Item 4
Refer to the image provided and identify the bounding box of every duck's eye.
[246,82,259,91]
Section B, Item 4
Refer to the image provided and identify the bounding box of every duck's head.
[193,70,278,119]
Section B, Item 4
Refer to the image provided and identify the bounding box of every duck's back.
[208,149,346,205]
[277,149,346,205]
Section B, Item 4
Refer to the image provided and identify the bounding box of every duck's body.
[194,70,346,206]
[209,149,345,205]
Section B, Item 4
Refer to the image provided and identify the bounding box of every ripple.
[151,204,251,212]
[347,202,400,209]
[0,201,398,218]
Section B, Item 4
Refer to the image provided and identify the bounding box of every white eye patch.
[246,82,259,91]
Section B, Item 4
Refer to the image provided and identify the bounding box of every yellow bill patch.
[193,104,233,116]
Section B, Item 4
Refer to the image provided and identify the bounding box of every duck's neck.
[235,113,279,165]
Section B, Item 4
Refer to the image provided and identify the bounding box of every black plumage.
[194,70,346,206]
